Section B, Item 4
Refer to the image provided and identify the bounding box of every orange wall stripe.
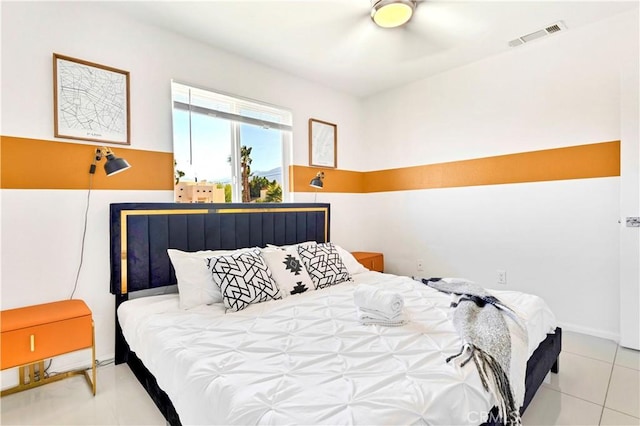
[292,141,620,193]
[1,136,174,190]
[290,166,365,193]
[2,137,619,192]
[365,141,620,192]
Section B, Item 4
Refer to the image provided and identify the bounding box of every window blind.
[172,82,292,132]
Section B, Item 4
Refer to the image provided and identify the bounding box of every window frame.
[171,81,292,203]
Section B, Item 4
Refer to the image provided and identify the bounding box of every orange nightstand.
[1,299,96,396]
[351,252,384,272]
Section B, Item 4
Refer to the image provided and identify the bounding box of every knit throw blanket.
[423,278,526,426]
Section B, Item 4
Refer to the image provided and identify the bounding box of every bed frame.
[109,202,561,426]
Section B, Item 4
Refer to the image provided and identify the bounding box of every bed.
[110,202,561,425]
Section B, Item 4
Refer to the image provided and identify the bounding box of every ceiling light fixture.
[371,0,416,29]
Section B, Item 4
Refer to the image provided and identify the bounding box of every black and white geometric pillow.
[297,242,352,290]
[206,249,281,312]
[260,248,314,297]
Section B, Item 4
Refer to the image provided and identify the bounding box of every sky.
[173,109,282,184]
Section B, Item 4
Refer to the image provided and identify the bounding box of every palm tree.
[240,146,252,202]
[250,176,270,199]
[265,181,282,202]
[174,160,185,185]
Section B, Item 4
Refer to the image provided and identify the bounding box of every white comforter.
[119,272,556,425]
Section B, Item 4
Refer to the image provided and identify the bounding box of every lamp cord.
[70,164,95,299]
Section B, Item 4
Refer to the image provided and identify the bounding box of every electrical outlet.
[417,259,424,271]
[497,269,507,285]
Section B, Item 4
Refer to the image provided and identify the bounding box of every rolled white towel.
[357,307,407,326]
[353,284,404,318]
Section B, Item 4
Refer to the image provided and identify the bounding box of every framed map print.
[53,53,130,145]
[309,118,337,168]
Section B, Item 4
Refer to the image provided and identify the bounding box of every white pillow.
[266,241,318,250]
[334,245,368,275]
[167,248,252,310]
[261,247,315,298]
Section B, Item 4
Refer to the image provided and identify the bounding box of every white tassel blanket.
[423,278,528,426]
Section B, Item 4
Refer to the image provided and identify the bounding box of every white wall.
[361,10,638,340]
[0,1,364,387]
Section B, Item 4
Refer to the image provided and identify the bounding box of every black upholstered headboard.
[110,202,330,365]
[109,202,330,296]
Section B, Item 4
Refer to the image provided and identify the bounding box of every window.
[171,82,292,203]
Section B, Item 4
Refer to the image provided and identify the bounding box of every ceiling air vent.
[508,21,567,47]
[545,23,563,34]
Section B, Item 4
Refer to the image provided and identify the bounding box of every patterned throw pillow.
[206,249,281,312]
[167,248,256,309]
[260,248,315,298]
[297,242,351,289]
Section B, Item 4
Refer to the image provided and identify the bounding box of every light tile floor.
[522,331,640,425]
[0,361,166,425]
[0,331,638,425]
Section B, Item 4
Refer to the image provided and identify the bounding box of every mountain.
[253,167,282,186]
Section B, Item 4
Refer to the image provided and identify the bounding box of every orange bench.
[1,299,96,396]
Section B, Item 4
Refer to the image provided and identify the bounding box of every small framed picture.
[309,118,337,168]
[53,53,130,145]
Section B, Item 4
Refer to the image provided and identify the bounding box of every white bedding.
[118,272,557,425]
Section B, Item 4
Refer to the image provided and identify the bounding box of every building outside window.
[171,81,292,203]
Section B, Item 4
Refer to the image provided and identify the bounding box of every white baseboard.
[556,321,620,343]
